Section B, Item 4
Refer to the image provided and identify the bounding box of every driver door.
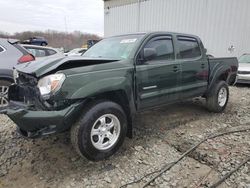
[136,35,181,110]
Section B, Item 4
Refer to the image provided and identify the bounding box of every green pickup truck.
[3,32,238,160]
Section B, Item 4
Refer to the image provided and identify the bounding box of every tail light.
[18,54,35,63]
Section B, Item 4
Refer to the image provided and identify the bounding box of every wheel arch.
[208,68,232,91]
[85,90,135,138]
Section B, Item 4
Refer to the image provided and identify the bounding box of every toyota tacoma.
[2,32,238,161]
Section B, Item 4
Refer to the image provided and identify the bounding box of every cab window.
[144,37,174,61]
[177,36,201,59]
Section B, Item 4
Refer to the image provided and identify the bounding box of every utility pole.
[137,0,141,32]
[64,16,68,52]
[64,16,68,33]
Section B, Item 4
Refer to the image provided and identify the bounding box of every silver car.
[0,39,35,108]
[237,54,250,84]
[21,44,64,59]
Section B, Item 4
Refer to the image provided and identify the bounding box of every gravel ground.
[0,85,249,188]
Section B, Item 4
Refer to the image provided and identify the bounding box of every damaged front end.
[4,72,84,138]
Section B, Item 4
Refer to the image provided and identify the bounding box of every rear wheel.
[0,80,11,108]
[71,100,127,161]
[206,81,229,113]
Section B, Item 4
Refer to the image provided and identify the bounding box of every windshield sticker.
[120,39,137,44]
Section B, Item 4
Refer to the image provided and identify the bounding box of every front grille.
[9,84,39,103]
[238,71,250,74]
[17,72,38,86]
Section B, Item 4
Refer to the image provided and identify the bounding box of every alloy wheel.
[218,87,227,107]
[0,85,9,107]
[91,114,121,151]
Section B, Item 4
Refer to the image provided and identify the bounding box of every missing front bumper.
[6,101,84,138]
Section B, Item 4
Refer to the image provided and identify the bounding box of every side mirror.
[144,48,157,61]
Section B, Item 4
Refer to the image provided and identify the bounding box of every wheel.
[71,100,127,161]
[0,80,11,108]
[41,42,47,46]
[206,81,229,113]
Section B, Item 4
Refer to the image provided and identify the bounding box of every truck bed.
[208,57,238,86]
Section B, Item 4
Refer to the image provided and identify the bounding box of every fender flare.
[208,65,231,91]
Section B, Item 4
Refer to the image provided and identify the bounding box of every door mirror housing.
[143,48,157,61]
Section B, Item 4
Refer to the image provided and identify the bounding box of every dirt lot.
[0,85,250,188]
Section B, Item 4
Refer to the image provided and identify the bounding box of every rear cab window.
[177,36,201,59]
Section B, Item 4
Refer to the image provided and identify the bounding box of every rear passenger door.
[136,35,181,109]
[176,36,208,99]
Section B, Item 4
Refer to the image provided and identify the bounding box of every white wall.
[104,0,250,57]
[104,3,139,37]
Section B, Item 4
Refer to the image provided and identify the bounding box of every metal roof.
[104,0,140,8]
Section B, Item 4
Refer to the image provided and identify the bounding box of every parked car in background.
[22,44,64,59]
[87,40,100,48]
[0,38,35,107]
[64,48,87,56]
[4,32,238,160]
[237,54,250,84]
[22,37,48,46]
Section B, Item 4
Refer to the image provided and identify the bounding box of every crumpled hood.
[15,56,119,77]
[238,63,250,72]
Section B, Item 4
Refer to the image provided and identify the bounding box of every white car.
[21,44,64,59]
[237,54,250,84]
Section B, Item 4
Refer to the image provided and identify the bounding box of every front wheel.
[71,100,127,161]
[206,81,229,113]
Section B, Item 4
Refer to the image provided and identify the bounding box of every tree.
[0,30,102,50]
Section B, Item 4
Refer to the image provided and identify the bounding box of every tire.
[71,100,127,161]
[41,42,47,46]
[0,80,11,108]
[206,81,229,113]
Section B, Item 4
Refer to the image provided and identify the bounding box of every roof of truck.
[110,31,199,39]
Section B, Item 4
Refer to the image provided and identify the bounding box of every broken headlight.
[37,73,66,97]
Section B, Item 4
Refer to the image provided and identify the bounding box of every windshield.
[239,54,250,63]
[83,35,144,60]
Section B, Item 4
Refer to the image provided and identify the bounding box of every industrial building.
[103,0,250,57]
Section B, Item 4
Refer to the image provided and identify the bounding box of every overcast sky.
[0,0,104,36]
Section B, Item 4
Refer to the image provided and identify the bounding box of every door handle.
[143,85,157,90]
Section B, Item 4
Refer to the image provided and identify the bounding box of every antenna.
[64,16,68,33]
